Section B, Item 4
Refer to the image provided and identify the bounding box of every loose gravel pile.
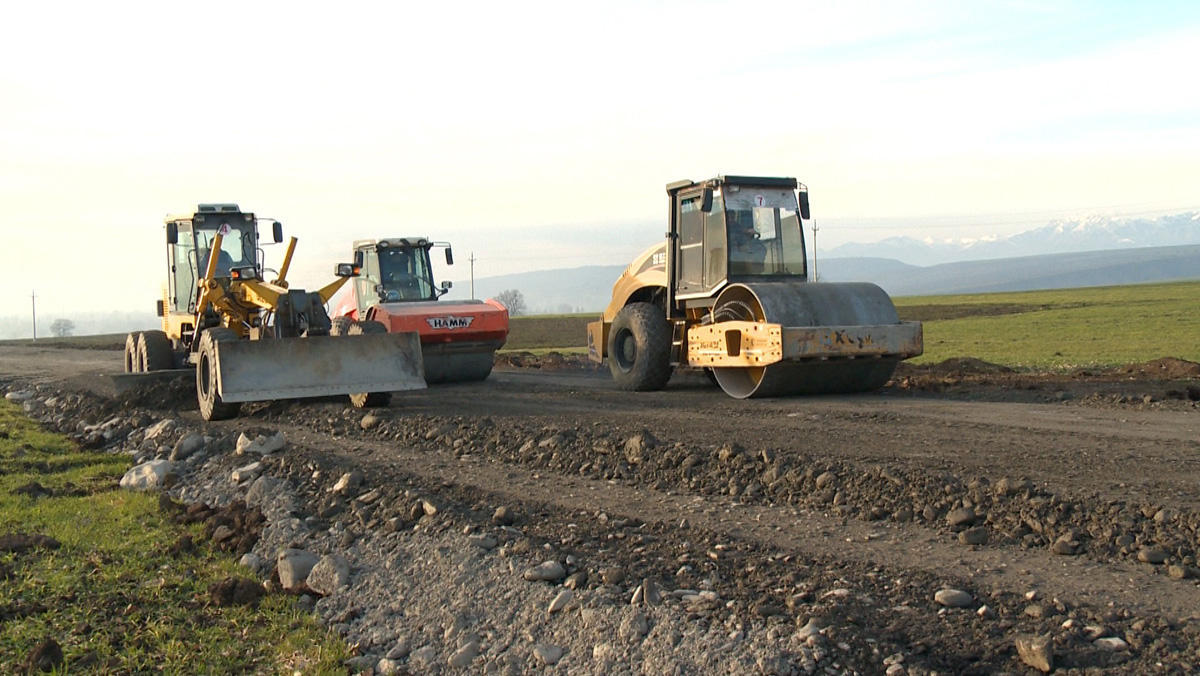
[9,368,1200,674]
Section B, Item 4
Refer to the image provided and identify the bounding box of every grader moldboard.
[121,204,426,420]
[328,237,510,384]
[587,176,923,398]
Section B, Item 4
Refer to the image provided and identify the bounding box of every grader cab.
[124,204,425,419]
[587,176,923,398]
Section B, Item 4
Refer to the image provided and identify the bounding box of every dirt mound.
[117,375,195,410]
[496,351,602,372]
[896,358,1015,378]
[1111,357,1200,380]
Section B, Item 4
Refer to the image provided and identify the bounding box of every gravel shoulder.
[4,344,1200,674]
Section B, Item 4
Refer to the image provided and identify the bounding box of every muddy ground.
[2,343,1199,674]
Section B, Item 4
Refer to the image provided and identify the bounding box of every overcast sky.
[2,0,1198,319]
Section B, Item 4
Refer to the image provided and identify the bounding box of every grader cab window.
[194,224,256,277]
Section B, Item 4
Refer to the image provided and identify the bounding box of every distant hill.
[828,211,1200,266]
[819,244,1200,297]
[451,244,1200,313]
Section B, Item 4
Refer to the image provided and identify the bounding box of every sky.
[2,0,1198,322]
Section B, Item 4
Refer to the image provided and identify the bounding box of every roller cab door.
[675,192,705,295]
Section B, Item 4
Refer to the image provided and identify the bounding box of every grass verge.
[0,400,349,673]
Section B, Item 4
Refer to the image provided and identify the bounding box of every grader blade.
[213,332,425,403]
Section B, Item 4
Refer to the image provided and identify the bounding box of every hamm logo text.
[426,315,474,330]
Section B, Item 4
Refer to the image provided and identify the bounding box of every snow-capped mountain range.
[826,211,1200,267]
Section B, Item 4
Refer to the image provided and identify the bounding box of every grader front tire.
[197,328,242,421]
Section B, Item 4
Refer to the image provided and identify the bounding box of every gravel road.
[4,343,1199,674]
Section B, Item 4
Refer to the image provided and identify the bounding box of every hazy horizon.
[4,1,1198,318]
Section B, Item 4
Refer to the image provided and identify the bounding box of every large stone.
[946,507,977,528]
[623,432,657,465]
[169,433,206,461]
[120,459,177,491]
[523,560,566,582]
[4,390,34,402]
[332,471,364,495]
[448,640,479,668]
[548,589,574,614]
[231,461,263,483]
[934,588,973,608]
[1015,634,1054,673]
[533,643,564,666]
[1138,547,1168,564]
[244,474,283,508]
[143,419,177,443]
[235,431,285,456]
[307,554,351,595]
[277,549,320,591]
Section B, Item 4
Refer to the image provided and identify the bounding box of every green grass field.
[504,281,1200,369]
[0,400,348,672]
[893,281,1200,368]
[7,281,1197,370]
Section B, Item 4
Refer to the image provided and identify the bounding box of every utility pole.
[811,220,819,282]
[468,252,477,299]
[31,290,37,341]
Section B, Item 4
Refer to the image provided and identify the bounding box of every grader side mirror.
[445,247,454,265]
[700,188,714,212]
[335,262,360,277]
[798,190,811,220]
[272,221,283,243]
[166,223,178,244]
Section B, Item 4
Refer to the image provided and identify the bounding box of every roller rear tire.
[607,302,672,391]
[348,320,393,408]
[197,328,242,421]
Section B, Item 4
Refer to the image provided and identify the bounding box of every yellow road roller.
[587,176,922,398]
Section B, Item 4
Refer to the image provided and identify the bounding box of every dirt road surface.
[4,343,1200,674]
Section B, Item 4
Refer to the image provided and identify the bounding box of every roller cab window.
[724,188,806,277]
[377,247,435,301]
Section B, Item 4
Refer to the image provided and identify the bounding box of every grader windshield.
[194,222,257,276]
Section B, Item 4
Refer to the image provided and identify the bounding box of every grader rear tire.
[197,328,242,421]
[137,330,173,371]
[608,302,672,391]
[348,320,393,408]
[124,332,142,373]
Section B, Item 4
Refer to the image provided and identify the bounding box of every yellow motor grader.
[123,204,425,420]
[587,176,923,398]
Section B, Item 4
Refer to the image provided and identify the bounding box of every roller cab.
[328,237,510,383]
[588,176,923,398]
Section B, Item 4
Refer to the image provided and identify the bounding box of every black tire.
[607,302,672,391]
[347,320,392,408]
[137,330,173,372]
[197,328,242,421]
[124,332,142,373]
[329,316,353,337]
